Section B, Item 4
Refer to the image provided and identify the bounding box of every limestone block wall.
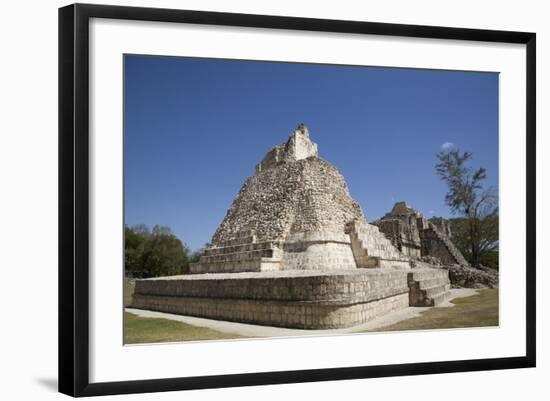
[280,231,356,270]
[347,219,411,268]
[373,219,422,258]
[132,270,410,329]
[407,268,451,306]
[189,234,283,274]
[282,241,356,270]
[189,258,281,274]
[132,293,410,330]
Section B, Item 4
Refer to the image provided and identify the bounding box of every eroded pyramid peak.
[256,124,318,173]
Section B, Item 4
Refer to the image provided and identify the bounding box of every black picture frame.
[58,3,536,397]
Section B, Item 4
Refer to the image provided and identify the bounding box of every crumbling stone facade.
[374,202,469,266]
[373,202,425,258]
[429,216,452,238]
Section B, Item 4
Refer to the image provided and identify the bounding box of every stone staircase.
[408,268,451,306]
[189,230,283,273]
[346,219,411,269]
[427,224,469,266]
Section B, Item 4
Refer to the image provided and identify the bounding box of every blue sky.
[124,55,499,251]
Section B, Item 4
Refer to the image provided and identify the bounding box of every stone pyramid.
[134,125,453,330]
[190,124,410,274]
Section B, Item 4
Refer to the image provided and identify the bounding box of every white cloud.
[441,142,454,150]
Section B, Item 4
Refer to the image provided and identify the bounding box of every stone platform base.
[132,269,411,329]
[408,269,452,306]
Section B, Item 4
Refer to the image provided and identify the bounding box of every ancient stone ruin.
[132,125,455,329]
[189,124,409,274]
[372,202,498,288]
[373,202,470,266]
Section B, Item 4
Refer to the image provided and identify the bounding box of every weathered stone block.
[132,269,413,329]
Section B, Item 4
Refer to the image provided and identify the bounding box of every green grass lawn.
[124,312,246,344]
[370,288,499,332]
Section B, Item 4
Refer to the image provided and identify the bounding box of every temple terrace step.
[346,219,410,268]
[408,268,451,306]
[189,257,281,274]
[190,239,283,273]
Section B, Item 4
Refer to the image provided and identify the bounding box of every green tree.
[124,224,190,278]
[124,225,150,278]
[188,244,206,265]
[449,216,499,269]
[436,149,498,267]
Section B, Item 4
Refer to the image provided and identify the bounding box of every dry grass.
[124,280,246,343]
[124,312,246,344]
[370,288,499,332]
